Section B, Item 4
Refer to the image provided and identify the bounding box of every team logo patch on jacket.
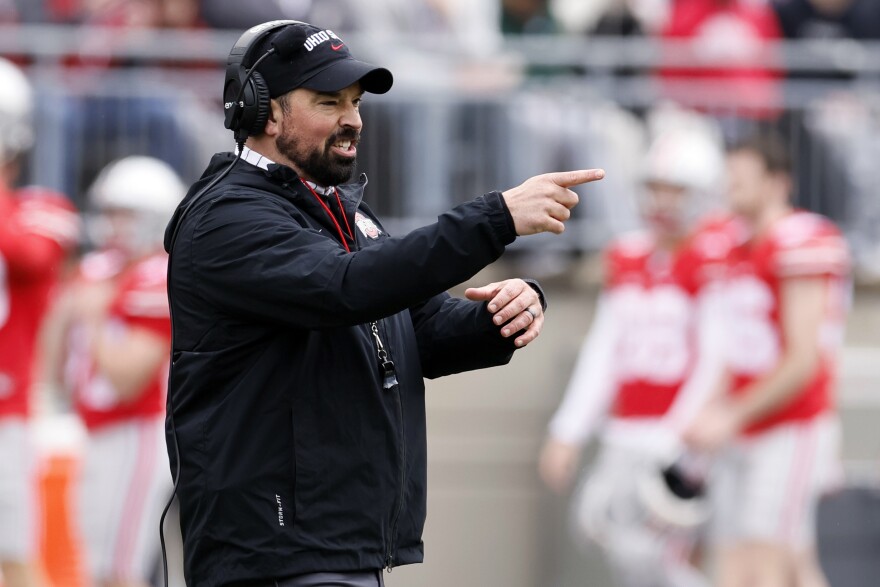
[355,212,382,239]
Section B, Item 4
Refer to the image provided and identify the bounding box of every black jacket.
[163,153,543,586]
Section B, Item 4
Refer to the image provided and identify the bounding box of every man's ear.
[263,99,284,138]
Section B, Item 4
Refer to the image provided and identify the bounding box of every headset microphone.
[270,24,309,61]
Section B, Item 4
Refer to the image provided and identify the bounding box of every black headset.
[223,19,304,144]
[165,19,304,255]
[159,20,304,587]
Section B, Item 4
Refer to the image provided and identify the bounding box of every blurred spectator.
[0,56,79,587]
[657,0,784,123]
[551,0,670,35]
[539,115,728,587]
[685,132,849,587]
[501,0,558,34]
[592,1,647,36]
[41,156,180,587]
[773,0,880,40]
[593,1,666,79]
[551,0,670,36]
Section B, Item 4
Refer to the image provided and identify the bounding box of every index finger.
[545,169,605,188]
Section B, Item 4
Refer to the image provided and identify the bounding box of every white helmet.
[0,57,34,162]
[89,156,185,217]
[87,156,185,254]
[642,128,724,195]
[639,126,725,235]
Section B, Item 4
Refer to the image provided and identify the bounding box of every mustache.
[327,128,360,145]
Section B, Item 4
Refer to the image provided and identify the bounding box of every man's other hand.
[465,278,544,347]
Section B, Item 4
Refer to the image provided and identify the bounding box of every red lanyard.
[301,180,355,253]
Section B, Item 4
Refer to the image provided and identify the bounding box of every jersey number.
[724,276,779,374]
[614,285,692,384]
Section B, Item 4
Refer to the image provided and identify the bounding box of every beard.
[276,126,359,187]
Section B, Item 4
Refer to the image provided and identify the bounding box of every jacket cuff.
[484,191,517,245]
[523,279,548,312]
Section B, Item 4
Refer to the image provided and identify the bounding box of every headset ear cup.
[223,76,242,132]
[247,72,271,137]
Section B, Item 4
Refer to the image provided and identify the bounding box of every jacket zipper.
[343,185,407,571]
[386,382,406,572]
[370,319,405,571]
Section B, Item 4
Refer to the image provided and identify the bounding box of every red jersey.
[724,211,849,434]
[605,219,735,419]
[70,251,171,430]
[0,187,79,418]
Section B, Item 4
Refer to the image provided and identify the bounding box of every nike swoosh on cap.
[330,43,344,51]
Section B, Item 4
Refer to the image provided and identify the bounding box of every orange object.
[38,454,87,587]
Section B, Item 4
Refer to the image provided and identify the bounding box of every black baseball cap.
[254,22,393,98]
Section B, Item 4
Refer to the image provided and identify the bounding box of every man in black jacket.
[163,20,604,587]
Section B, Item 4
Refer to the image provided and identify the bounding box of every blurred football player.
[684,133,848,587]
[44,156,181,587]
[539,125,733,587]
[0,57,79,587]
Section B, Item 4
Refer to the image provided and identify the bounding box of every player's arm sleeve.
[118,287,172,341]
[664,284,728,436]
[774,229,849,280]
[547,293,619,446]
[0,196,79,279]
[93,275,171,401]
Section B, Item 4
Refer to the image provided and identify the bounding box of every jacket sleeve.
[410,292,518,379]
[188,190,516,329]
